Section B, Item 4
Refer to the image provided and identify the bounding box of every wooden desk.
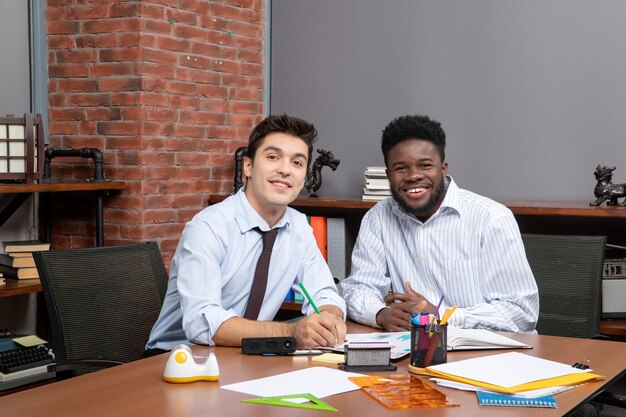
[0,181,126,247]
[4,323,626,417]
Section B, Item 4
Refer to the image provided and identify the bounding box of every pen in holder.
[410,323,448,368]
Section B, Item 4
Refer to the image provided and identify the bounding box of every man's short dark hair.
[381,115,446,165]
[247,114,318,167]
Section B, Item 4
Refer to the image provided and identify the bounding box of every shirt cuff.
[365,303,389,328]
[191,309,238,346]
[310,291,347,319]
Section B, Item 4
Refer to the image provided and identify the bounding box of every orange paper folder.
[309,216,327,260]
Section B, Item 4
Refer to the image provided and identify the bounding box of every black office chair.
[33,242,168,377]
[522,233,606,338]
[521,233,626,410]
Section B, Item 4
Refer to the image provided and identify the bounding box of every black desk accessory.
[241,337,296,355]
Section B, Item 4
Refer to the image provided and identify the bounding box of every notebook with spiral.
[476,391,557,408]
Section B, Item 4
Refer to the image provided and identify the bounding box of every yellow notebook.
[409,352,604,394]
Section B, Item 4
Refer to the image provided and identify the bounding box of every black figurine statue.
[305,149,340,197]
[590,165,626,206]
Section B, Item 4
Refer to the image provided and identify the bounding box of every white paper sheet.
[220,366,363,400]
[428,352,591,388]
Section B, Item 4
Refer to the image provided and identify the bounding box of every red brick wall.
[45,0,265,265]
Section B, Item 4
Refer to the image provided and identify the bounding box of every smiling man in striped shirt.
[342,114,539,333]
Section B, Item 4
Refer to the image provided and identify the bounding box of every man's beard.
[391,179,445,220]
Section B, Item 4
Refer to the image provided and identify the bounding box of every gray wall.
[0,0,40,335]
[271,1,626,200]
[0,0,37,247]
[0,0,31,116]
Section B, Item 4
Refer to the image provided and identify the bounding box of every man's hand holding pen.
[292,308,346,349]
[293,281,346,349]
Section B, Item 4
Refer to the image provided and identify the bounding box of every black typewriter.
[0,336,56,391]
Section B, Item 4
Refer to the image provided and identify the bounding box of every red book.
[309,216,327,260]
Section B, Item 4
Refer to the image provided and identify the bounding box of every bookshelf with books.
[1,240,50,281]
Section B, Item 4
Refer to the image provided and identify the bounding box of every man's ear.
[243,156,252,178]
[441,161,448,176]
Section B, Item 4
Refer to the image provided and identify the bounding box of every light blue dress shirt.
[146,189,345,350]
[342,177,539,333]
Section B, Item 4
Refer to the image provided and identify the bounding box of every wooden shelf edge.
[0,280,42,298]
[0,181,126,194]
[600,319,626,337]
[210,194,626,218]
[503,200,626,218]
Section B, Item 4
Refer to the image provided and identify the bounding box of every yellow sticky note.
[311,353,345,365]
[13,335,47,347]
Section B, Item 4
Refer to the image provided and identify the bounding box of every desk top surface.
[4,323,626,417]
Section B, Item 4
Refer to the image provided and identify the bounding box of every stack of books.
[362,166,391,201]
[0,240,50,280]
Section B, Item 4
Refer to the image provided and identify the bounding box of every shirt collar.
[438,176,462,216]
[233,188,291,233]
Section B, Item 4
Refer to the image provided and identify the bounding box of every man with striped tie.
[342,114,539,334]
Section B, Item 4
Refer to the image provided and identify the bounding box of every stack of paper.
[414,352,604,395]
[362,166,391,201]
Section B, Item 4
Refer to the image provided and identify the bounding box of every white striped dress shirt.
[342,177,539,333]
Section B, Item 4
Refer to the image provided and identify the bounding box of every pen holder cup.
[410,323,447,368]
